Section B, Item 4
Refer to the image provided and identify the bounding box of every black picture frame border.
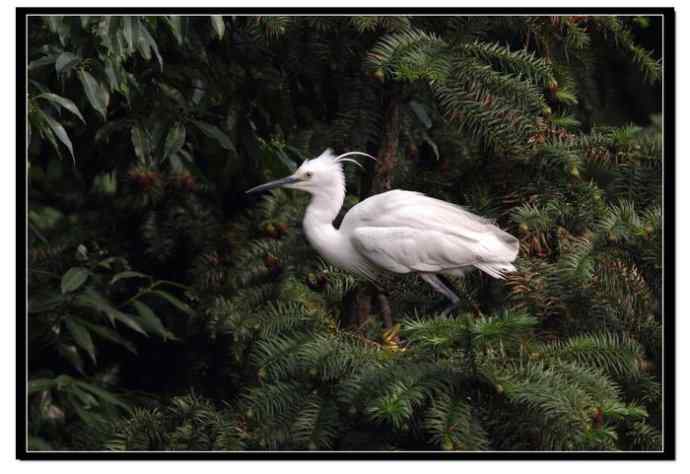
[16,6,676,461]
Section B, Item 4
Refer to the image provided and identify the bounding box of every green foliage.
[27,14,663,452]
[107,392,245,450]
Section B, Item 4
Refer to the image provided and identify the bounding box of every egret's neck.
[302,180,346,261]
[304,182,346,228]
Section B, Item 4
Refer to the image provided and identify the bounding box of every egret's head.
[246,149,376,196]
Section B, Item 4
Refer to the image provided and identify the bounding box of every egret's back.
[341,190,519,278]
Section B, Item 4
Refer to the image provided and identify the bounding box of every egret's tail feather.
[474,262,517,280]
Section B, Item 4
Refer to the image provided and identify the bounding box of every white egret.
[246,149,519,313]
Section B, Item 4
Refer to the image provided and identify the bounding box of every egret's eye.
[305,172,313,179]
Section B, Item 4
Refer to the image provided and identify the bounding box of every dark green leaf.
[138,24,163,68]
[69,385,100,408]
[409,100,432,129]
[28,293,64,314]
[28,378,56,394]
[122,16,139,52]
[39,122,62,158]
[65,319,96,363]
[74,381,129,409]
[190,120,235,150]
[211,16,225,39]
[103,61,118,91]
[111,311,147,335]
[28,205,63,231]
[96,256,128,269]
[131,126,151,160]
[35,92,85,123]
[110,271,149,285]
[131,301,176,340]
[163,123,186,161]
[160,83,186,106]
[28,436,53,451]
[95,119,132,143]
[61,267,89,294]
[74,290,132,329]
[54,375,75,390]
[78,294,149,335]
[55,52,80,76]
[276,149,297,172]
[78,69,110,120]
[29,55,57,71]
[77,319,137,354]
[45,16,70,45]
[34,108,76,163]
[105,16,124,58]
[165,16,184,45]
[151,289,195,316]
[57,344,85,374]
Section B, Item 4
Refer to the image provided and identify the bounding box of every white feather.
[342,190,519,277]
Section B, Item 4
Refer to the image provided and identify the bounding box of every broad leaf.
[28,293,64,314]
[28,378,56,394]
[160,83,186,106]
[74,291,146,335]
[55,52,81,76]
[78,69,110,120]
[35,92,85,123]
[57,344,85,374]
[111,312,148,335]
[151,289,195,316]
[65,319,96,363]
[45,16,70,46]
[77,319,137,354]
[163,123,186,161]
[96,256,128,269]
[130,126,151,160]
[95,119,133,143]
[276,149,298,172]
[409,100,432,129]
[122,16,139,52]
[110,270,149,285]
[61,267,89,294]
[165,16,184,45]
[191,120,235,150]
[131,300,176,340]
[69,385,100,408]
[74,381,129,409]
[138,24,163,68]
[29,55,57,71]
[37,109,76,163]
[211,16,225,40]
[38,121,62,159]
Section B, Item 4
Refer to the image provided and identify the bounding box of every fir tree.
[27,15,663,451]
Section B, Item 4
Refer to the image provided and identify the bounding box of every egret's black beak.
[245,175,301,194]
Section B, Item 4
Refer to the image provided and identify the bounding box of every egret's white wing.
[351,226,479,274]
[343,190,519,268]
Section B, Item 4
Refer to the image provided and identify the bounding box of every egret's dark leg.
[356,286,372,330]
[420,273,461,315]
[376,292,393,330]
